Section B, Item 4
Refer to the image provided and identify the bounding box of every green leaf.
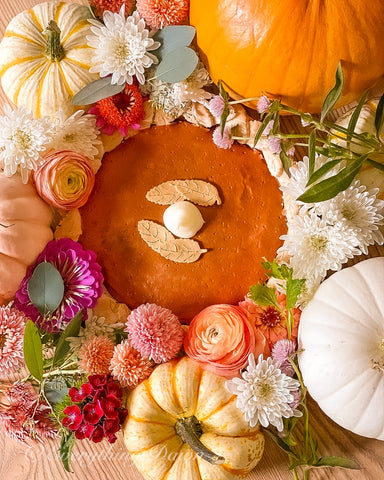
[374,92,384,140]
[306,159,343,187]
[280,148,292,176]
[27,262,64,316]
[23,320,44,382]
[53,312,82,366]
[308,129,317,176]
[71,77,125,105]
[153,25,195,60]
[155,47,198,84]
[249,284,279,308]
[320,62,344,123]
[60,432,75,472]
[313,456,360,470]
[253,112,275,147]
[264,429,299,459]
[298,155,366,203]
[44,376,69,405]
[286,278,305,310]
[347,90,368,143]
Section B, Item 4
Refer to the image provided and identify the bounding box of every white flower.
[226,354,302,432]
[0,104,53,183]
[67,316,124,350]
[87,7,160,85]
[46,110,102,161]
[316,180,384,255]
[280,213,360,282]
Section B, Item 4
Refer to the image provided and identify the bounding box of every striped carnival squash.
[0,1,98,118]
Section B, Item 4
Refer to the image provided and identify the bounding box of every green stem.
[229,97,259,105]
[292,467,300,480]
[365,158,384,172]
[43,20,65,62]
[42,368,80,378]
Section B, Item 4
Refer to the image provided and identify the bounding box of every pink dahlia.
[125,303,184,363]
[14,238,103,333]
[0,382,57,442]
[0,306,26,377]
[78,336,115,375]
[110,340,153,388]
[136,0,189,29]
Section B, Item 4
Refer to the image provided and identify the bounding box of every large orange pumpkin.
[190,0,384,112]
[0,173,53,305]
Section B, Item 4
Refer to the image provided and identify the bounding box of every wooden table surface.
[0,1,383,479]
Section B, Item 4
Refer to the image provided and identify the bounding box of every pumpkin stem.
[174,416,225,465]
[43,20,65,62]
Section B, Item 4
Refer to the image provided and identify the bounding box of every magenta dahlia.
[14,238,103,333]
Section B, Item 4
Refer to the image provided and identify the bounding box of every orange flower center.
[260,307,283,328]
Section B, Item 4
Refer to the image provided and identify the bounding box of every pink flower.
[257,94,271,114]
[110,340,153,388]
[62,405,83,431]
[264,120,274,136]
[83,400,104,425]
[89,0,134,17]
[268,136,282,154]
[69,383,93,403]
[286,145,296,157]
[78,336,115,375]
[212,126,234,149]
[14,238,103,332]
[136,0,189,29]
[100,395,121,419]
[90,425,104,443]
[209,95,225,117]
[0,306,26,377]
[271,339,297,377]
[125,303,184,363]
[75,422,94,440]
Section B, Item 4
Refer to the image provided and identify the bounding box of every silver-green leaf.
[71,77,125,105]
[153,25,196,60]
[27,262,64,316]
[23,320,44,382]
[155,47,198,83]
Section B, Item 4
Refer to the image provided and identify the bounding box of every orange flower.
[239,293,301,349]
[184,304,269,378]
[34,150,95,210]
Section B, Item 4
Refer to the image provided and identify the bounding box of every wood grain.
[0,1,383,479]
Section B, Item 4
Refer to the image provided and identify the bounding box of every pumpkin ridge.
[129,415,174,427]
[198,395,235,423]
[171,361,183,413]
[13,61,47,106]
[57,61,74,97]
[3,31,43,48]
[146,379,178,420]
[54,2,65,26]
[192,367,203,417]
[159,445,184,480]
[28,7,43,32]
[353,265,384,322]
[129,432,177,454]
[64,57,93,72]
[61,20,90,45]
[35,63,51,118]
[0,55,44,77]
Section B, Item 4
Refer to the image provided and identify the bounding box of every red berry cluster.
[62,375,128,443]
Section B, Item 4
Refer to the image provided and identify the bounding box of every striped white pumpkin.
[0,1,98,118]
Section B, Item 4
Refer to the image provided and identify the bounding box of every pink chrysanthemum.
[209,95,225,117]
[212,126,234,150]
[271,339,297,377]
[90,0,134,17]
[0,306,26,377]
[78,336,115,375]
[126,303,184,363]
[0,382,57,442]
[136,0,189,29]
[110,340,153,388]
[14,238,103,333]
[257,94,271,114]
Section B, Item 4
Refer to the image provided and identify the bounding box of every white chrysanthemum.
[280,213,361,281]
[140,63,212,118]
[87,7,160,85]
[67,316,124,350]
[46,109,102,160]
[0,104,53,183]
[316,180,384,255]
[226,354,302,432]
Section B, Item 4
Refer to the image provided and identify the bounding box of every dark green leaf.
[298,155,366,203]
[374,92,384,140]
[280,148,292,176]
[264,429,299,459]
[347,90,368,143]
[27,262,64,316]
[153,25,196,60]
[313,456,360,470]
[23,320,44,382]
[261,259,283,279]
[44,377,69,405]
[155,47,198,83]
[320,62,344,123]
[72,77,125,105]
[272,111,280,135]
[308,129,317,176]
[60,432,75,472]
[286,278,305,310]
[306,159,343,187]
[53,312,82,366]
[253,112,275,147]
[249,284,279,308]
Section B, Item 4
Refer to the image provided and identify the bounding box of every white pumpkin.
[0,1,98,118]
[298,257,384,440]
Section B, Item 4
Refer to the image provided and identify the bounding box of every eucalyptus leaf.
[153,25,196,60]
[23,320,44,382]
[347,90,368,143]
[306,159,343,187]
[155,46,198,83]
[71,77,125,105]
[249,284,279,308]
[308,129,317,176]
[298,155,366,203]
[53,312,82,366]
[27,262,64,316]
[320,62,344,123]
[44,377,69,405]
[313,456,359,470]
[374,92,384,140]
[60,432,75,472]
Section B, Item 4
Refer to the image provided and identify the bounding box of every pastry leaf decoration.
[137,220,207,263]
[146,180,221,206]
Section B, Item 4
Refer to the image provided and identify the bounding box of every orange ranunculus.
[34,150,95,210]
[184,304,269,378]
[239,292,301,350]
